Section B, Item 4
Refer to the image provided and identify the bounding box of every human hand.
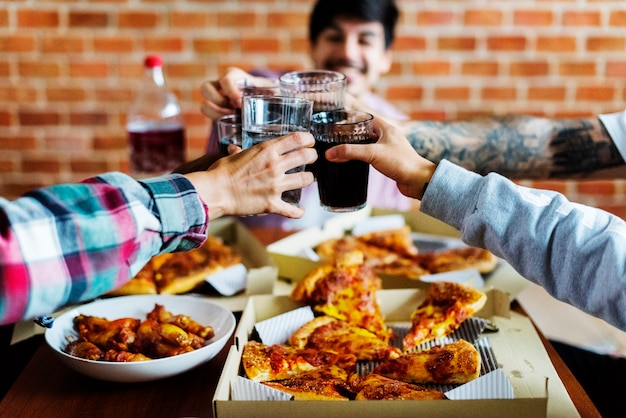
[184,132,317,220]
[325,117,436,200]
[199,67,277,121]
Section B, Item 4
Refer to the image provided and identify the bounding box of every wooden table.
[0,227,602,418]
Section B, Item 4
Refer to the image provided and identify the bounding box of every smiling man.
[200,0,413,230]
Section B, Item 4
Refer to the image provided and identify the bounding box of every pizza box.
[213,287,580,418]
[267,209,530,299]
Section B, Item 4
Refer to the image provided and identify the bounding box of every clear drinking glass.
[242,95,314,205]
[311,110,375,212]
[216,114,242,156]
[279,70,346,112]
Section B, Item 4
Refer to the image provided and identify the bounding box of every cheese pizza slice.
[357,225,419,258]
[348,373,446,401]
[417,246,497,275]
[241,341,357,382]
[289,316,401,361]
[262,365,352,400]
[403,281,487,350]
[291,251,391,341]
[373,339,481,385]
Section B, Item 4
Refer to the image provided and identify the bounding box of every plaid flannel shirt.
[0,172,208,325]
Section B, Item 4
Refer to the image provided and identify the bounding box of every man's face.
[310,18,392,99]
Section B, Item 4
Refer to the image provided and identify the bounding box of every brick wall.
[2,0,626,217]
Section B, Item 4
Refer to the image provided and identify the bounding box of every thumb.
[325,143,373,164]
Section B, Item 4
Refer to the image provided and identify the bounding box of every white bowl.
[45,294,236,382]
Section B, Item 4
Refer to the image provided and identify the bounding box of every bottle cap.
[144,55,163,68]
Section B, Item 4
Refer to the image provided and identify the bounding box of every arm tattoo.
[405,115,624,179]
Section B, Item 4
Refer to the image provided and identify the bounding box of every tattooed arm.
[403,115,624,179]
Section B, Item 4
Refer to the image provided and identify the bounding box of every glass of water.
[242,95,314,205]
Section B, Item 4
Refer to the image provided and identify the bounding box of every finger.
[200,101,234,121]
[325,143,377,164]
[270,132,316,156]
[200,81,231,109]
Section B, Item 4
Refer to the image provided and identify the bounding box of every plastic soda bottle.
[126,55,185,176]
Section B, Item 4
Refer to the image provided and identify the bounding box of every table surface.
[0,226,601,418]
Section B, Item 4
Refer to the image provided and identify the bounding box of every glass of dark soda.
[311,110,375,212]
[216,114,242,156]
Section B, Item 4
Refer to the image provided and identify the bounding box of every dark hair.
[308,0,400,49]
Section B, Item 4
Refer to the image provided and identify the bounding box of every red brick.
[194,39,234,54]
[94,37,134,53]
[575,86,615,101]
[118,12,158,28]
[438,37,476,51]
[417,11,455,25]
[46,88,87,102]
[586,37,626,52]
[462,61,499,76]
[386,86,423,101]
[217,12,258,28]
[0,35,36,52]
[606,61,626,78]
[434,87,470,100]
[17,10,59,28]
[411,61,451,76]
[481,87,516,100]
[609,11,626,26]
[577,180,616,195]
[464,10,503,26]
[559,62,597,77]
[69,112,109,126]
[22,157,62,173]
[487,36,526,51]
[563,11,601,26]
[0,86,38,102]
[41,36,85,53]
[0,135,37,151]
[510,62,549,77]
[143,37,185,52]
[528,87,566,101]
[0,10,8,27]
[19,61,60,78]
[241,38,280,53]
[18,111,60,126]
[69,61,110,78]
[536,36,577,52]
[514,10,554,26]
[393,36,426,51]
[169,12,212,28]
[268,12,308,28]
[69,11,109,27]
[528,180,568,194]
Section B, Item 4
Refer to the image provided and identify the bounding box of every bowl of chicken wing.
[44,295,236,382]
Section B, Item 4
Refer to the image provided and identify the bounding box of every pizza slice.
[348,373,446,401]
[357,226,419,258]
[289,316,401,361]
[417,246,497,275]
[262,365,352,400]
[403,281,487,350]
[373,339,481,385]
[291,251,391,341]
[241,341,357,382]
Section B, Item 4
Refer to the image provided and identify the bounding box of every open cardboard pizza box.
[213,287,580,418]
[267,208,530,299]
[201,216,279,311]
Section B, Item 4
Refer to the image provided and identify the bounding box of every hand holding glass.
[311,110,375,212]
[242,95,314,205]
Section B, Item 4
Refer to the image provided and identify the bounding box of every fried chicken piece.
[64,340,104,361]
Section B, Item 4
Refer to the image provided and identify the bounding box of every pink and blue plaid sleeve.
[0,172,208,325]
